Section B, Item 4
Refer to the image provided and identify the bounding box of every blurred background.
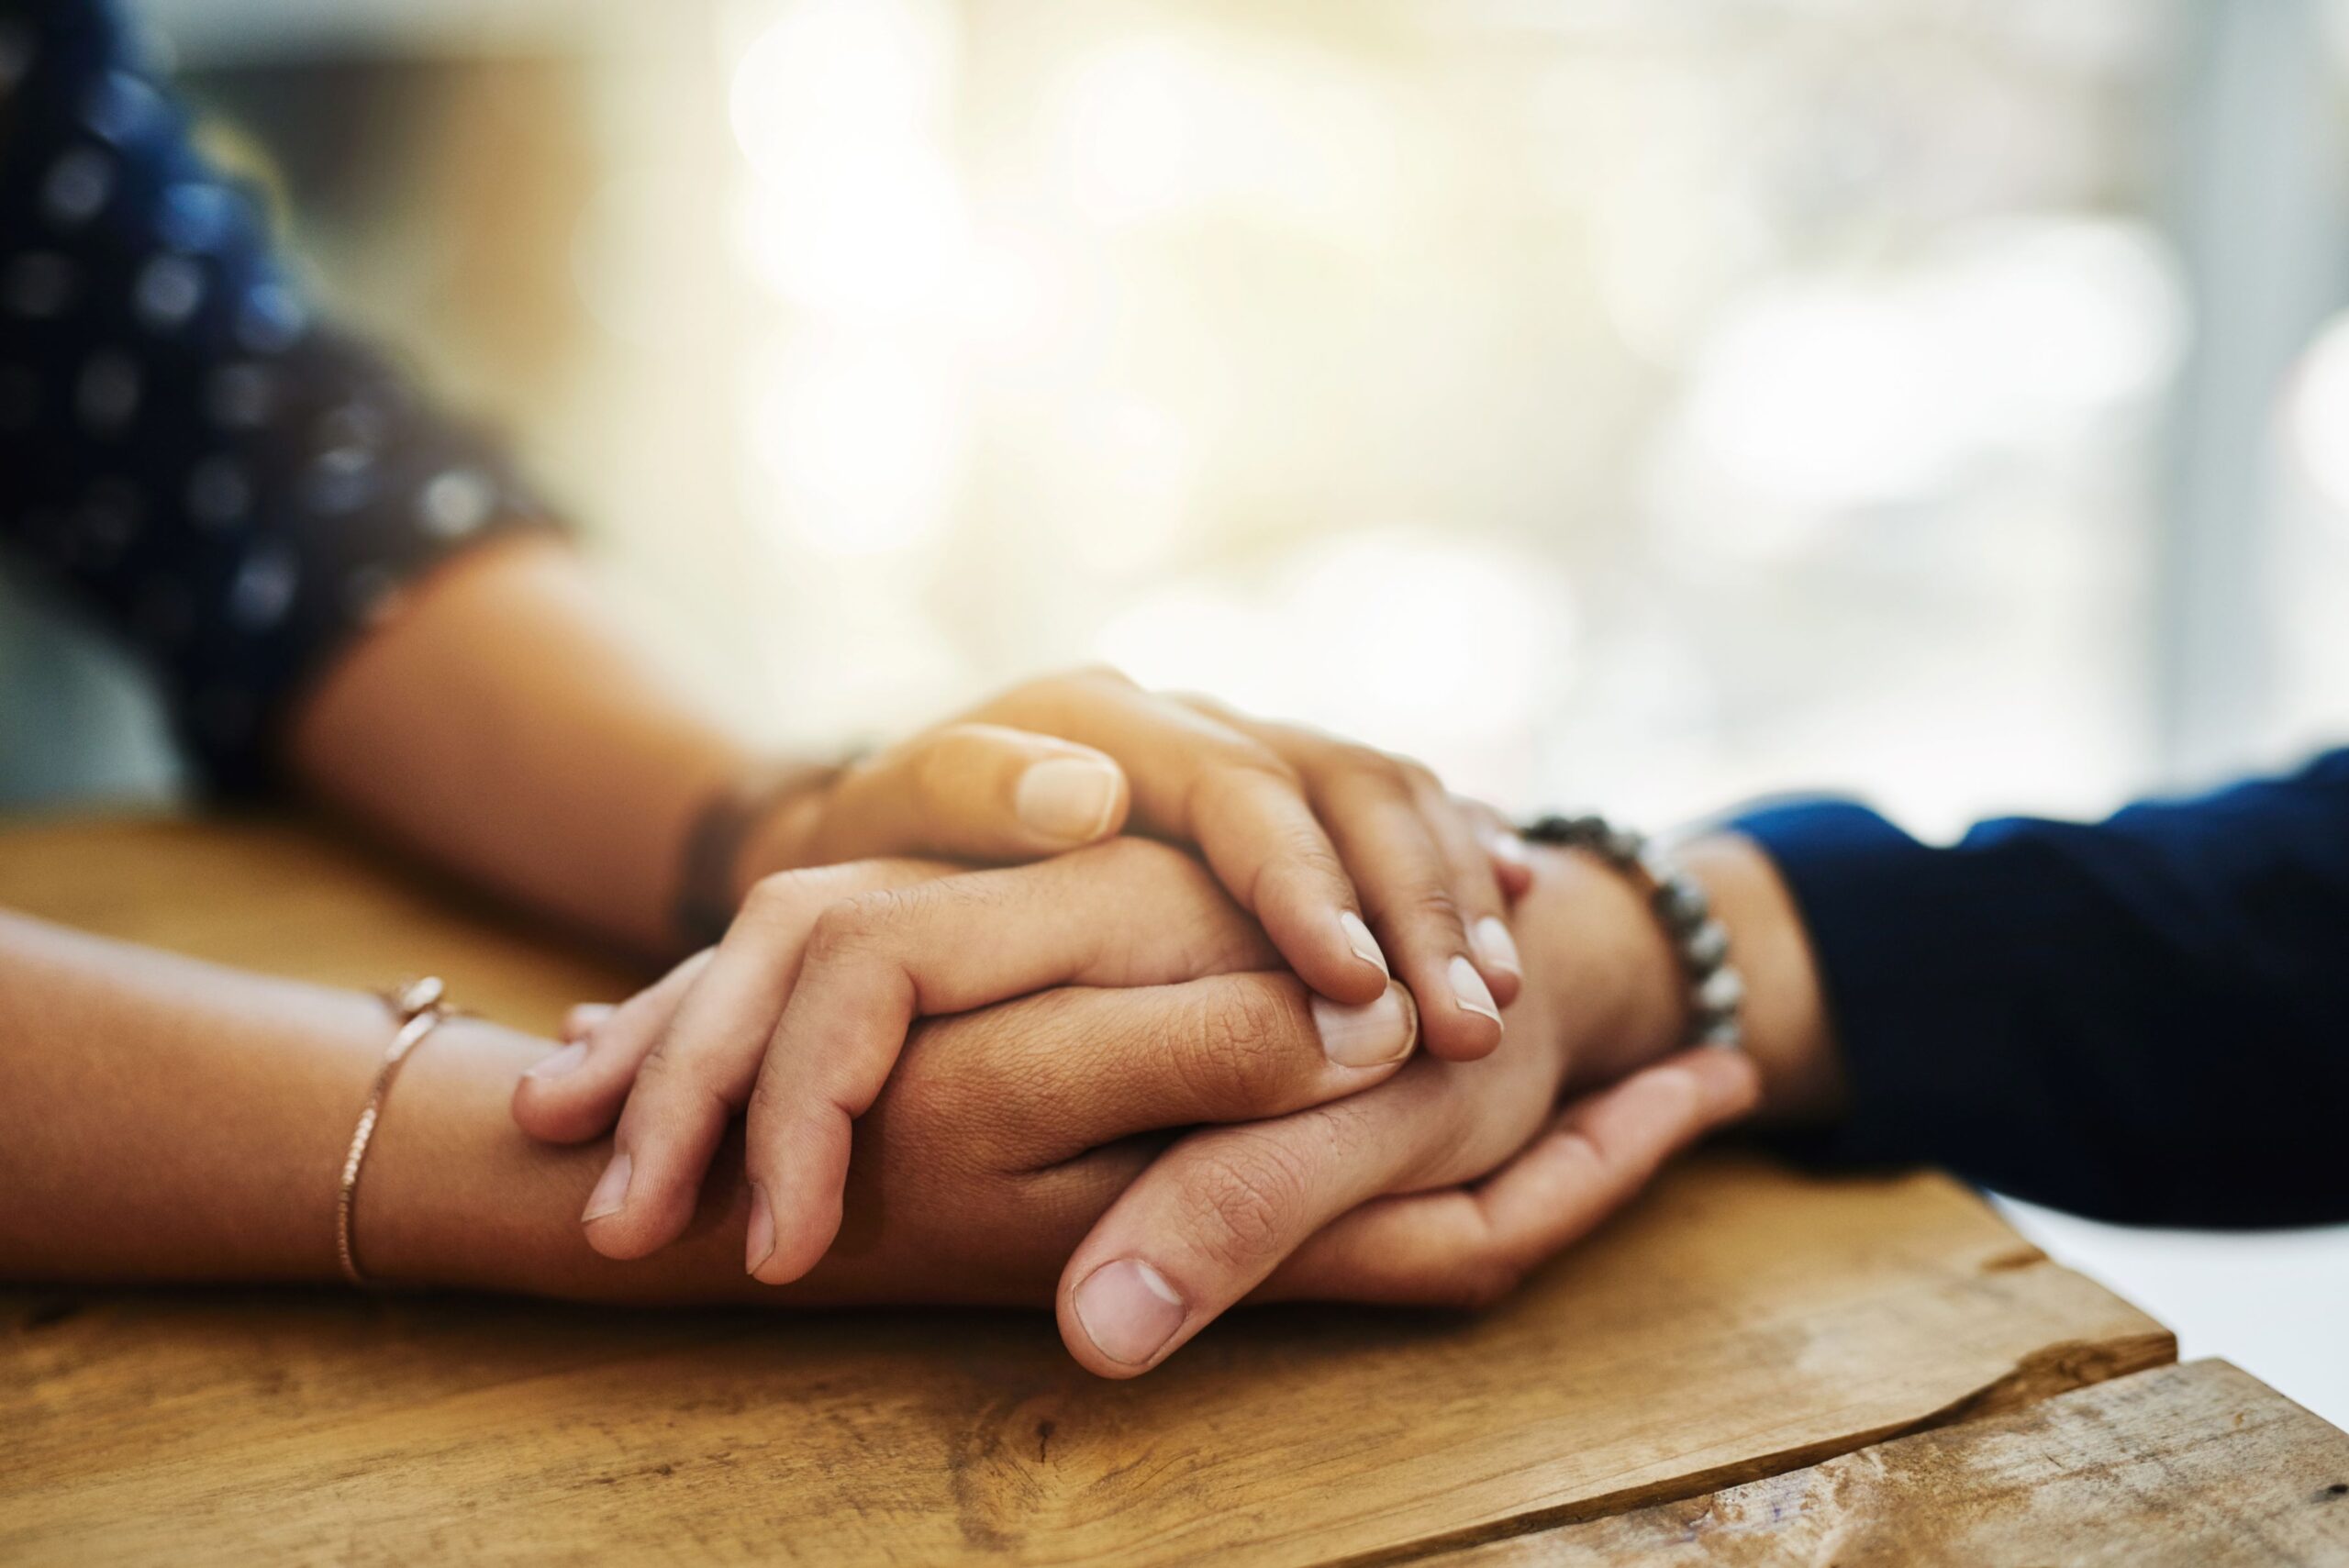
[6,0,2348,1418]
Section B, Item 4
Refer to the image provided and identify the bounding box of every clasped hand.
[510,670,1758,1376]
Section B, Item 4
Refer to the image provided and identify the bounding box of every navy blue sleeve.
[0,0,559,793]
[1731,750,2349,1228]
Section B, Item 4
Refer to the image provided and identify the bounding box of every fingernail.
[1312,984,1414,1067]
[562,1004,614,1043]
[581,1151,632,1223]
[527,1040,589,1080]
[1015,757,1122,842]
[1337,910,1389,977]
[1486,831,1533,869]
[1073,1259,1187,1366]
[1472,916,1521,977]
[1448,954,1503,1026]
[745,1181,775,1275]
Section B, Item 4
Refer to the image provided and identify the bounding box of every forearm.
[1731,755,2349,1225]
[0,909,757,1298]
[284,538,796,957]
[362,1022,764,1304]
[0,910,389,1282]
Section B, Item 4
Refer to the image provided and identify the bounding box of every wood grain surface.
[1421,1360,2349,1567]
[1,817,2183,1566]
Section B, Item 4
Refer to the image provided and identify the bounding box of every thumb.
[803,722,1132,864]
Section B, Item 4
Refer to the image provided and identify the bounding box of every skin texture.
[518,843,1422,1277]
[521,834,1836,1367]
[0,836,1832,1368]
[283,534,1542,1303]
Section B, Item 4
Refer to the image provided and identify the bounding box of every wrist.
[1514,831,1842,1129]
[1675,833,1844,1126]
[357,1020,765,1303]
[1516,845,1689,1090]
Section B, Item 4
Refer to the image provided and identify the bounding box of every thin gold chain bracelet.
[334,976,458,1287]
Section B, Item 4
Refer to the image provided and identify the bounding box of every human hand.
[514,838,1777,1372]
[741,670,1533,1061]
[799,1002,1751,1317]
[481,849,1750,1321]
[393,959,1414,1306]
[1047,840,1765,1374]
[513,840,1426,1276]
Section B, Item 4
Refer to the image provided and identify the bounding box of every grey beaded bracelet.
[1521,813,1745,1051]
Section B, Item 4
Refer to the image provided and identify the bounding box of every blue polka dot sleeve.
[0,0,562,793]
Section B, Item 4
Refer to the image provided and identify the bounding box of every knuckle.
[1079,662,1139,690]
[1258,824,1348,888]
[1387,880,1465,932]
[741,867,823,927]
[888,994,1052,1125]
[630,1036,735,1125]
[1080,840,1261,973]
[742,863,906,937]
[1208,745,1304,795]
[1181,758,1304,846]
[1384,751,1442,794]
[1179,1135,1312,1273]
[1186,984,1300,1107]
[741,1055,799,1131]
[1174,688,1238,723]
[925,720,1004,759]
[806,886,911,963]
[862,1020,968,1151]
[1336,749,1413,795]
[910,731,971,806]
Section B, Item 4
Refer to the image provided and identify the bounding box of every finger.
[1409,770,1520,1008]
[979,672,1390,1007]
[1486,833,1535,901]
[575,859,957,1261]
[1053,1058,1467,1377]
[1309,759,1502,1062]
[740,843,1337,1285]
[1264,1049,1763,1307]
[1453,797,1537,902]
[510,951,710,1144]
[1180,699,1517,1037]
[806,722,1131,864]
[891,971,1422,1173]
[562,1003,615,1043]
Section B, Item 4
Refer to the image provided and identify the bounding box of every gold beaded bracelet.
[334,976,458,1287]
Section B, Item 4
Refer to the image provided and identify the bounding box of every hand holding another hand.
[515,840,1424,1280]
[513,835,1770,1375]
[518,668,1536,1286]
[734,668,1533,1056]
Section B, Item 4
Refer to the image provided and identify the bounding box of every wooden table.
[5,818,2347,1566]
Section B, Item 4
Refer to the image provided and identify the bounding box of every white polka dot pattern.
[40,145,113,226]
[132,252,203,328]
[417,467,495,539]
[1,0,561,791]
